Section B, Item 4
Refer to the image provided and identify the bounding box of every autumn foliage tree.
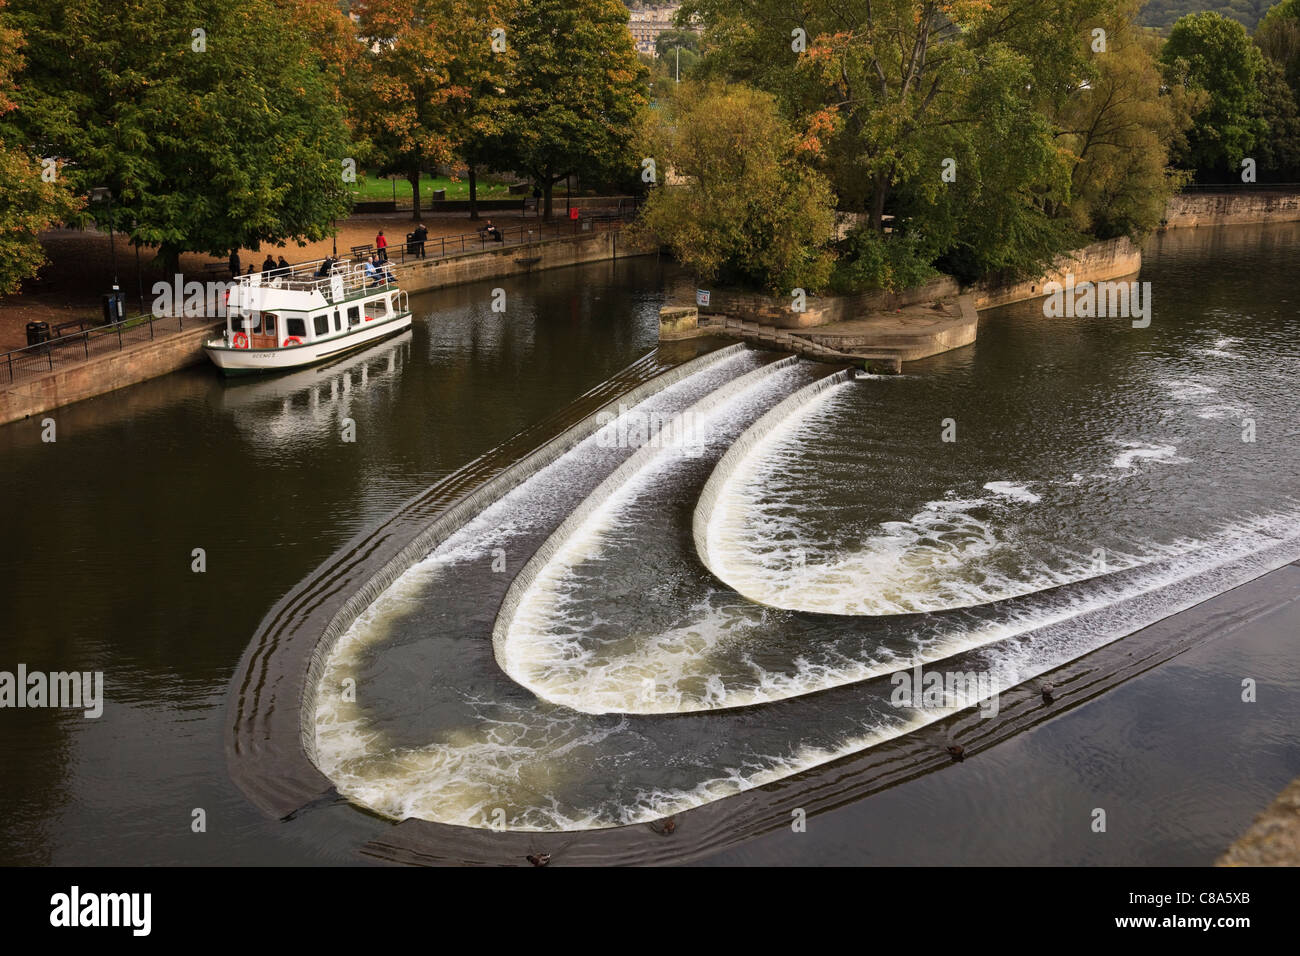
[351,0,511,217]
[0,1,80,295]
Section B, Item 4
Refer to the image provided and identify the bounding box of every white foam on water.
[1159,378,1219,403]
[1195,336,1243,359]
[495,509,1300,715]
[983,481,1041,503]
[324,509,1300,830]
[1109,440,1187,471]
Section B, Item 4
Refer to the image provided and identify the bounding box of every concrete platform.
[790,294,978,362]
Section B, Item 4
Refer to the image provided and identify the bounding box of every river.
[1,225,1297,864]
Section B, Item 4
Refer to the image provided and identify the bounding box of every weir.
[491,354,806,706]
[297,343,748,768]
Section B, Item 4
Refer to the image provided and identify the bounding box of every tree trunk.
[409,164,422,221]
[869,172,889,233]
[543,179,554,221]
[469,166,479,221]
[160,242,182,279]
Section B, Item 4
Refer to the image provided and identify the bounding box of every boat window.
[286,317,307,338]
[364,299,389,320]
[347,306,360,327]
[333,311,342,333]
[312,314,329,337]
[264,315,277,336]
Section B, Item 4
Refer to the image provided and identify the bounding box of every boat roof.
[228,257,397,314]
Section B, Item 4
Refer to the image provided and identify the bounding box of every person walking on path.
[376,230,388,262]
[413,222,428,259]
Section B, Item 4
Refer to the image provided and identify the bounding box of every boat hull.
[204,313,413,375]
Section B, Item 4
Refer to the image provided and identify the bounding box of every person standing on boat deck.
[277,255,291,276]
[246,265,256,275]
[376,230,388,262]
[229,250,241,279]
[261,254,276,274]
[413,222,428,259]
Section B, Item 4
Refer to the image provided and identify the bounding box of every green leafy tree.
[654,29,698,60]
[1161,11,1267,179]
[0,1,81,295]
[1256,0,1300,98]
[492,0,647,219]
[1253,58,1300,179]
[8,0,354,273]
[630,82,836,294]
[1052,4,1195,239]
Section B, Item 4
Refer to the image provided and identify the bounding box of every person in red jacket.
[376,230,388,262]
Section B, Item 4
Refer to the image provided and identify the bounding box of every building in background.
[628,5,691,57]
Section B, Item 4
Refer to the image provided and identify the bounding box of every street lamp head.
[89,187,112,202]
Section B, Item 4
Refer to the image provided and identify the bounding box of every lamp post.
[90,187,119,286]
[90,187,125,324]
[676,45,680,83]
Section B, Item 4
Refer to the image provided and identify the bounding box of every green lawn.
[349,173,517,202]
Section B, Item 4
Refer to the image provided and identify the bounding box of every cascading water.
[311,274,1300,832]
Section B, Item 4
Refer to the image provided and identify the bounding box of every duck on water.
[204,255,412,375]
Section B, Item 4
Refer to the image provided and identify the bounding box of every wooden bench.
[53,319,92,337]
[350,244,375,261]
[522,197,539,216]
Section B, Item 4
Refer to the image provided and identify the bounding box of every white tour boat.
[204,257,412,375]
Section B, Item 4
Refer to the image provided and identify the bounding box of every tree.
[0,0,81,295]
[352,0,511,219]
[8,0,354,273]
[493,0,647,219]
[1256,0,1300,99]
[630,82,836,294]
[655,29,698,60]
[1253,58,1300,180]
[1051,3,1195,239]
[1160,11,1267,180]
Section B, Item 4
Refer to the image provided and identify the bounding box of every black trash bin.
[101,289,125,326]
[25,321,50,346]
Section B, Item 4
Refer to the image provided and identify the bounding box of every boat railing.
[232,258,395,305]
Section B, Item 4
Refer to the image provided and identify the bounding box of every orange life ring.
[283,336,302,347]
[233,331,249,349]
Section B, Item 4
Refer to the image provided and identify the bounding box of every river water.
[1,225,1297,864]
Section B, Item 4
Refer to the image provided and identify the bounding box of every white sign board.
[696,289,711,307]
